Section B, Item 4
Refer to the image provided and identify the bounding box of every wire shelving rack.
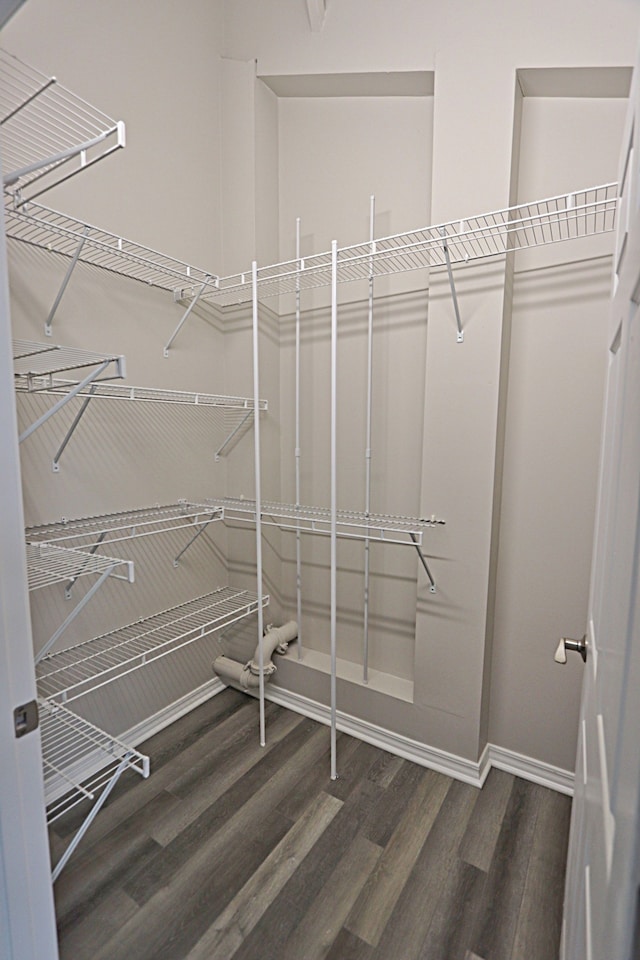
[39,697,149,881]
[26,542,133,592]
[4,197,218,295]
[0,48,125,205]
[36,587,269,704]
[25,501,225,548]
[13,339,266,466]
[198,183,618,307]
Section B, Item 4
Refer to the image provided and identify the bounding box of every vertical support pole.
[363,195,375,684]
[252,261,266,747]
[330,240,338,780]
[295,217,303,658]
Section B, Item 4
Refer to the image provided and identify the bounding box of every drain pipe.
[213,621,298,690]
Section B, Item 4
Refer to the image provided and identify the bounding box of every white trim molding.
[266,684,575,796]
[124,677,226,749]
[116,677,574,797]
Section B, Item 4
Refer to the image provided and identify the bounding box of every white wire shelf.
[26,542,134,591]
[13,338,125,391]
[39,697,149,823]
[39,697,149,880]
[0,48,125,204]
[4,196,219,294]
[25,501,225,548]
[36,587,269,703]
[205,496,444,547]
[197,183,618,307]
[16,376,268,411]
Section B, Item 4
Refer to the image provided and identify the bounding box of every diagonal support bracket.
[164,279,210,357]
[19,358,113,445]
[64,531,107,598]
[51,754,131,882]
[173,515,218,567]
[45,225,90,336]
[410,532,437,593]
[214,410,253,461]
[35,560,134,666]
[440,228,464,343]
[51,382,97,472]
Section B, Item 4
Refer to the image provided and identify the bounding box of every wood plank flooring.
[50,689,571,960]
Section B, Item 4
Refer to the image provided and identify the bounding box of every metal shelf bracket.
[410,532,437,593]
[45,224,90,337]
[440,228,464,343]
[214,410,253,461]
[164,279,210,357]
[35,558,134,666]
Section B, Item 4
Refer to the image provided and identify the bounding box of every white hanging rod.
[15,375,268,410]
[36,587,269,704]
[205,496,444,547]
[39,697,149,880]
[200,183,618,307]
[0,48,126,204]
[26,542,133,592]
[4,196,219,294]
[25,501,225,548]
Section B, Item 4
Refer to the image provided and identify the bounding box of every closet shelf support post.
[164,279,210,357]
[45,225,90,336]
[439,228,464,343]
[252,260,266,748]
[330,239,338,781]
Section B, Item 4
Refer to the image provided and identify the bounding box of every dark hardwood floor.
[50,689,571,960]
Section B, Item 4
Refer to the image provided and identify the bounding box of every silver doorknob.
[554,635,587,664]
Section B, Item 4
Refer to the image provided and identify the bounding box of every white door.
[562,58,640,960]
[0,3,60,955]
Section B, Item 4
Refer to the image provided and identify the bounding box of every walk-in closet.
[2,2,639,959]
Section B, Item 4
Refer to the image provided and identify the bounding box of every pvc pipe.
[251,260,266,746]
[213,621,298,690]
[330,240,338,780]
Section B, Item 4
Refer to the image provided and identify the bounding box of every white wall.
[489,94,627,769]
[220,0,638,770]
[2,0,235,736]
[2,0,638,776]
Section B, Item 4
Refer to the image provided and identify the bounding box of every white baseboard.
[487,743,574,796]
[266,683,574,796]
[123,677,226,749]
[53,676,573,811]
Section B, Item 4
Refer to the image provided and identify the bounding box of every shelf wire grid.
[4,196,219,293]
[199,183,618,306]
[13,338,124,390]
[25,501,225,548]
[39,697,149,823]
[26,542,133,591]
[17,375,268,410]
[0,48,125,203]
[5,185,616,311]
[36,587,269,703]
[205,496,444,546]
